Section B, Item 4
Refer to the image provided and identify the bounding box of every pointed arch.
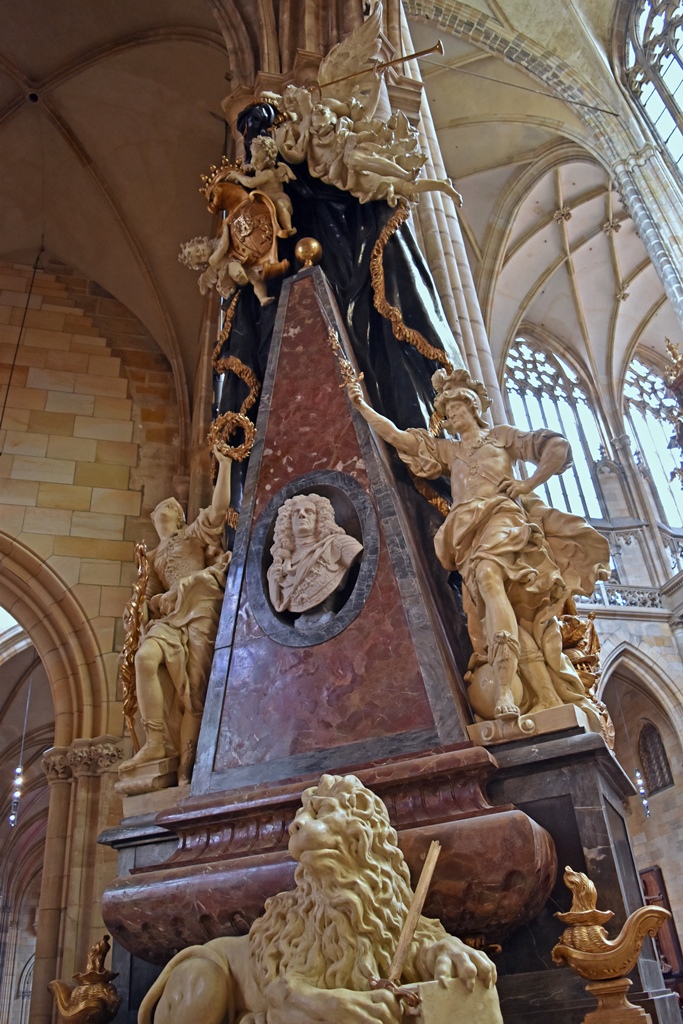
[206,0,256,85]
[600,640,683,747]
[0,534,107,746]
[18,954,34,1024]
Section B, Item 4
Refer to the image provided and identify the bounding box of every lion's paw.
[424,937,497,991]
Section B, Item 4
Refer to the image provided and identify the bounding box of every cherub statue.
[225,135,297,238]
[138,773,500,1024]
[266,2,463,208]
[117,445,232,791]
[178,221,274,307]
[346,370,611,730]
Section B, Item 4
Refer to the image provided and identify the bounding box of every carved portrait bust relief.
[267,493,363,628]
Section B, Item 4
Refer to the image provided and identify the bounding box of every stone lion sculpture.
[138,773,497,1024]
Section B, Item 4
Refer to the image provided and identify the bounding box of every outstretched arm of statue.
[226,169,255,187]
[498,434,571,501]
[208,446,233,525]
[346,381,420,457]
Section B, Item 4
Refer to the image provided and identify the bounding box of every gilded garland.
[327,327,364,388]
[369,202,454,374]
[118,541,149,753]
[212,292,241,364]
[207,410,256,462]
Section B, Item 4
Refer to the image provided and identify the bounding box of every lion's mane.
[249,774,420,992]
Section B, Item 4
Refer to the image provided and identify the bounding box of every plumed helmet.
[431,367,491,428]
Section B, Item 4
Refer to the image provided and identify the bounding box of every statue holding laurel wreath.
[117,444,233,793]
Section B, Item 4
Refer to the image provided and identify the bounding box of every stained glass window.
[625,0,683,171]
[623,357,683,527]
[504,341,605,520]
[638,721,674,793]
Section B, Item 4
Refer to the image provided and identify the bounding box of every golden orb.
[294,237,323,268]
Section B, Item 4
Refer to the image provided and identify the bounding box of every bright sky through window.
[505,341,604,520]
[625,0,683,170]
[624,357,683,528]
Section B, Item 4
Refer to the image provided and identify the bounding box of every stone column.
[60,737,123,981]
[0,895,17,1023]
[396,8,506,421]
[611,143,683,329]
[668,615,683,669]
[28,738,122,1024]
[28,749,72,1024]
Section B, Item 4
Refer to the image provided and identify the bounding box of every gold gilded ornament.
[49,935,120,1024]
[118,542,149,752]
[295,237,323,268]
[208,410,256,462]
[369,202,453,372]
[552,866,670,1023]
[327,327,363,388]
[181,156,290,309]
[552,865,669,979]
[665,337,683,383]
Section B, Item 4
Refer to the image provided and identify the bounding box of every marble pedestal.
[115,756,179,797]
[101,267,558,1019]
[467,704,597,746]
[584,979,652,1023]
[486,731,679,1024]
[99,268,668,1024]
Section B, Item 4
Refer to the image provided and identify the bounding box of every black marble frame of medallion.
[485,731,679,1024]
[247,469,379,647]
[191,267,474,798]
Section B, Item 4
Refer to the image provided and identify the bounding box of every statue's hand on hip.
[498,477,530,500]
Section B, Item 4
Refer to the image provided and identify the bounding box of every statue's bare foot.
[494,700,520,719]
[257,295,275,307]
[120,739,166,772]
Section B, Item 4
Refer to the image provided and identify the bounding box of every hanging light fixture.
[633,767,650,818]
[8,766,23,827]
[8,669,34,828]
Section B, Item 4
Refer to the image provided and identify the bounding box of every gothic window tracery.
[638,720,674,793]
[624,0,683,169]
[504,340,605,520]
[623,357,683,527]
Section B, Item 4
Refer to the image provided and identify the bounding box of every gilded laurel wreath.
[207,410,256,461]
